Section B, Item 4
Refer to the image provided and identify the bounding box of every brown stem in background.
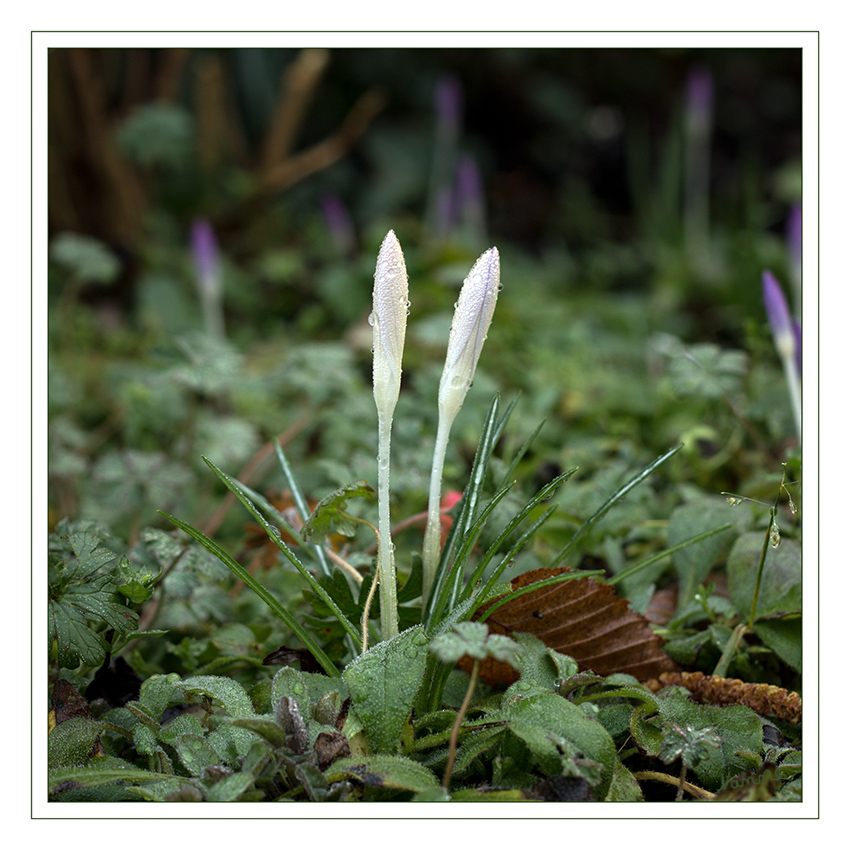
[261,89,386,195]
[261,48,330,170]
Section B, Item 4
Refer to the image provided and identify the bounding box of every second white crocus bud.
[372,230,409,640]
[422,247,501,608]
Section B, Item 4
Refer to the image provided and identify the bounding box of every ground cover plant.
[46,47,802,804]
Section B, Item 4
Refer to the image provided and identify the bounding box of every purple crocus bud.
[763,270,801,437]
[320,193,356,256]
[787,203,802,288]
[435,74,463,137]
[190,218,225,338]
[686,66,714,131]
[454,154,486,239]
[191,218,219,285]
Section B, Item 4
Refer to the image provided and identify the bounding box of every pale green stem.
[780,350,802,440]
[422,411,455,610]
[376,410,399,639]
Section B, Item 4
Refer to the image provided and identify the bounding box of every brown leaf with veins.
[469,568,678,685]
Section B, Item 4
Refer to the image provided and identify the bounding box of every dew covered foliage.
[47,47,802,803]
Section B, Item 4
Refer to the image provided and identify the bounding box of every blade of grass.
[472,503,559,603]
[463,468,578,603]
[606,523,734,587]
[425,394,503,626]
[548,443,684,568]
[497,417,546,490]
[159,510,340,677]
[202,456,361,646]
[426,481,516,629]
[274,441,333,577]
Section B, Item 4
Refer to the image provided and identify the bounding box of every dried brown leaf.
[471,568,678,685]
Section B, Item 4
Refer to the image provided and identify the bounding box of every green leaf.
[727,532,802,619]
[343,626,429,754]
[137,673,181,722]
[501,683,617,799]
[325,755,439,792]
[180,675,255,719]
[50,232,121,285]
[196,460,361,646]
[753,617,802,672]
[205,772,257,802]
[159,510,341,677]
[645,687,764,790]
[548,443,684,567]
[271,667,311,722]
[658,721,722,770]
[49,600,109,668]
[230,717,289,750]
[428,621,521,666]
[667,500,741,606]
[176,734,222,777]
[668,343,748,399]
[49,758,165,794]
[48,718,103,768]
[607,761,644,801]
[301,480,376,543]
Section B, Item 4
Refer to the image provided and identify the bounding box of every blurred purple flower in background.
[428,74,465,238]
[762,270,801,438]
[435,73,463,139]
[454,154,487,244]
[190,218,225,339]
[320,192,356,257]
[191,218,219,283]
[684,66,714,268]
[686,66,714,131]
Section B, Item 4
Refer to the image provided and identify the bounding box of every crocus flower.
[422,247,501,606]
[454,154,487,245]
[371,230,409,639]
[427,74,464,238]
[685,66,714,133]
[762,270,801,438]
[320,193,356,257]
[190,218,225,339]
[684,66,713,264]
[372,231,409,417]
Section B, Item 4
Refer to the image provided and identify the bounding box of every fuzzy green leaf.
[301,480,376,543]
[428,621,521,666]
[727,532,802,619]
[325,754,439,792]
[343,626,429,754]
[180,675,255,719]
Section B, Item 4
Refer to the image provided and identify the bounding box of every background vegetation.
[46,46,803,803]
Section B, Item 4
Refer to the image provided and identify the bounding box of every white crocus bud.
[422,247,501,609]
[372,231,409,415]
[438,248,500,422]
[371,230,409,640]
